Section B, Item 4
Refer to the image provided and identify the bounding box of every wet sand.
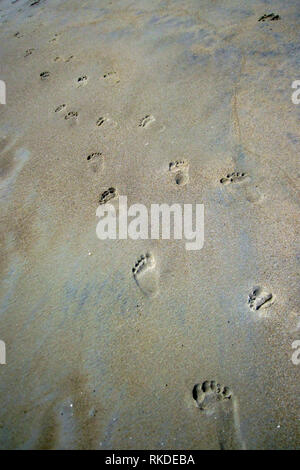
[0,0,299,449]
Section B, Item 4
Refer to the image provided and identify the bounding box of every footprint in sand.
[55,104,66,113]
[65,55,74,63]
[132,253,159,297]
[49,33,59,43]
[54,55,74,63]
[99,187,118,205]
[102,71,120,84]
[77,75,88,87]
[96,117,106,127]
[139,115,155,129]
[193,380,244,450]
[95,117,117,129]
[103,72,115,78]
[220,171,249,185]
[193,380,232,411]
[64,111,78,121]
[25,48,34,57]
[40,71,50,80]
[169,160,189,186]
[258,13,280,22]
[248,286,274,312]
[220,171,262,202]
[87,152,102,162]
[87,152,103,172]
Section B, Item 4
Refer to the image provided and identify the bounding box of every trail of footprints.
[30,25,275,445]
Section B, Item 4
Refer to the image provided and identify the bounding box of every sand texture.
[0,0,299,449]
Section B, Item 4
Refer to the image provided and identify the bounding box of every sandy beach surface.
[0,0,299,449]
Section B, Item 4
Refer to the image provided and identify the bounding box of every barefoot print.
[99,187,118,205]
[102,71,120,84]
[54,56,74,63]
[77,75,88,87]
[40,71,50,80]
[64,111,78,121]
[193,380,245,450]
[139,115,155,128]
[87,152,102,162]
[193,380,232,411]
[49,33,59,43]
[103,71,116,79]
[95,116,117,130]
[25,49,34,57]
[258,13,280,22]
[248,286,274,312]
[220,171,263,202]
[87,152,104,172]
[220,171,249,185]
[96,117,106,127]
[132,253,159,297]
[169,160,189,186]
[55,104,66,113]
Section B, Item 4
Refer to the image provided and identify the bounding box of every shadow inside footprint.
[96,117,106,127]
[248,286,274,312]
[77,75,88,86]
[55,104,66,113]
[99,187,118,205]
[169,160,189,186]
[258,13,280,22]
[64,111,78,121]
[40,71,50,80]
[132,253,159,297]
[139,115,155,128]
